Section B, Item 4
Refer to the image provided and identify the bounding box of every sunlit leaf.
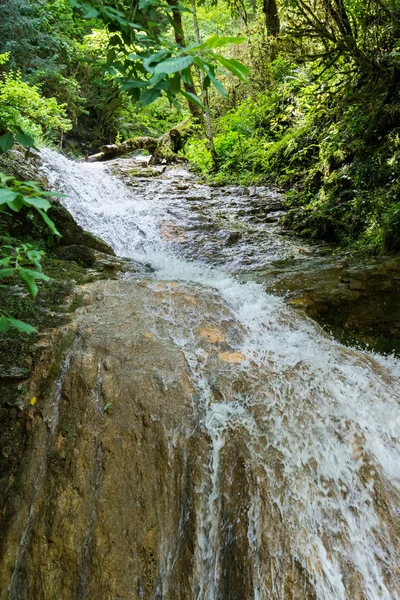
[154,55,193,75]
[188,35,246,52]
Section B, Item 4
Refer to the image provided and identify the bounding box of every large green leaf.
[143,50,170,73]
[170,72,181,95]
[140,88,161,105]
[23,197,52,210]
[119,79,149,90]
[180,90,205,109]
[26,250,44,270]
[188,35,246,52]
[0,132,14,153]
[6,196,24,212]
[15,132,35,148]
[0,189,18,205]
[195,59,227,97]
[32,191,66,198]
[214,55,249,82]
[154,55,193,75]
[18,268,49,298]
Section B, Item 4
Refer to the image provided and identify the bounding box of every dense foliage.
[186,0,400,253]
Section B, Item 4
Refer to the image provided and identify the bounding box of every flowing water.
[33,149,400,599]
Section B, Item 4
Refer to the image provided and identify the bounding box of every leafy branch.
[68,0,249,107]
[0,173,63,334]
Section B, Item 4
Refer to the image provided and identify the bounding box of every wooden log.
[86,119,194,163]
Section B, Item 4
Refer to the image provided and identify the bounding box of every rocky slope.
[1,278,399,599]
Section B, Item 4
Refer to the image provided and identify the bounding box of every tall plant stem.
[191,0,219,171]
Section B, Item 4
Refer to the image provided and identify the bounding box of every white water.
[41,149,400,600]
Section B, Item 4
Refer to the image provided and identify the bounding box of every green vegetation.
[184,1,400,254]
[0,172,63,332]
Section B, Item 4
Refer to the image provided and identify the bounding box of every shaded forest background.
[1,0,400,253]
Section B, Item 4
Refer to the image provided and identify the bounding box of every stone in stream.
[160,220,188,242]
[0,279,399,600]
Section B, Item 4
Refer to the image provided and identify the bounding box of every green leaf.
[148,72,165,86]
[181,67,192,85]
[7,196,24,212]
[32,191,66,198]
[15,132,35,148]
[26,250,43,270]
[20,180,41,191]
[214,55,249,82]
[103,402,112,412]
[19,269,38,297]
[154,55,193,75]
[0,132,14,153]
[83,5,99,18]
[180,90,205,109]
[22,268,50,280]
[36,209,61,236]
[119,80,148,91]
[140,88,161,106]
[23,197,51,210]
[0,268,14,278]
[7,316,37,334]
[143,50,170,73]
[196,59,227,97]
[170,72,181,95]
[188,35,246,51]
[18,268,49,298]
[0,189,18,205]
[0,316,10,332]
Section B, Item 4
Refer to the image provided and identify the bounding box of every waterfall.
[37,149,400,600]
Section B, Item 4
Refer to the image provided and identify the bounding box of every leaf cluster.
[0,173,63,333]
[68,0,249,108]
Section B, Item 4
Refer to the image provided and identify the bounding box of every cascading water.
[35,148,400,599]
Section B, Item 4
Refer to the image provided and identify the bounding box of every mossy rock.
[54,244,96,267]
[49,202,115,255]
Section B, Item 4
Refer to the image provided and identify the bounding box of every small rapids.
[38,149,400,600]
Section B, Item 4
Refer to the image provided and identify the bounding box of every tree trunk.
[191,0,219,171]
[263,0,280,37]
[166,0,203,123]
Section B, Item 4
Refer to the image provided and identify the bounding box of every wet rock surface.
[240,256,400,353]
[91,157,400,354]
[1,152,400,600]
[1,279,399,599]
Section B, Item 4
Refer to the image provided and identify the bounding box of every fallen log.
[86,120,193,164]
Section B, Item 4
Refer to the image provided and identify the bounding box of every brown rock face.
[1,280,399,600]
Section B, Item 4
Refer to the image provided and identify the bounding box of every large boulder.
[1,279,398,600]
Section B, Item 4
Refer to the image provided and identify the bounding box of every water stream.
[38,149,400,600]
